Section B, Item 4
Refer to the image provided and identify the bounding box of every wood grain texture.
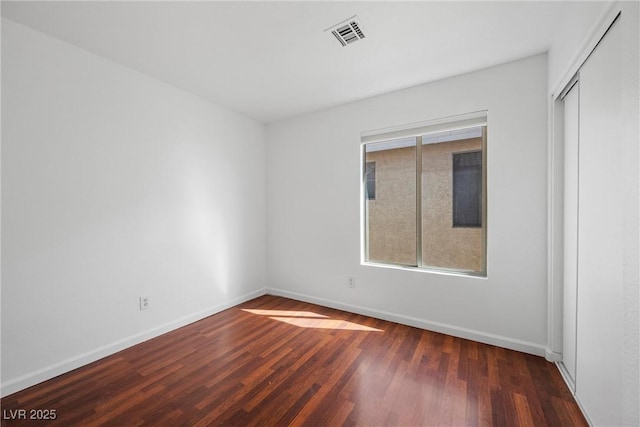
[1,295,586,426]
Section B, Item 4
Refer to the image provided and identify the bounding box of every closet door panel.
[576,19,622,426]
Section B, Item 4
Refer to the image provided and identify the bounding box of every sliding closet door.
[562,82,579,388]
[576,18,622,426]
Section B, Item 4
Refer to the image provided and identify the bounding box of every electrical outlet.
[140,296,150,311]
[348,277,356,288]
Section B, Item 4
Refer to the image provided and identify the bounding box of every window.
[453,151,482,227]
[362,112,487,276]
[365,162,376,200]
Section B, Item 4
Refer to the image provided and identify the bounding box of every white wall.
[1,19,266,395]
[266,54,548,355]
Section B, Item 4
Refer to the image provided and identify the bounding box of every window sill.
[361,261,487,279]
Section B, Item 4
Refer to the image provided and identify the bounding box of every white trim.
[556,362,595,427]
[364,136,415,152]
[547,94,565,359]
[267,287,546,357]
[364,127,484,152]
[0,288,267,397]
[559,74,579,101]
[362,260,487,279]
[551,2,622,100]
[557,361,576,392]
[545,349,562,363]
[361,111,487,144]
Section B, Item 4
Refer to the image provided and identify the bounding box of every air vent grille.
[326,16,366,47]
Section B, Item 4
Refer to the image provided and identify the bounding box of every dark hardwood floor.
[1,295,586,426]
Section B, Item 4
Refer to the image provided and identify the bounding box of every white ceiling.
[2,1,579,124]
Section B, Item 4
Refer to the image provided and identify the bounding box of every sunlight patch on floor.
[241,309,329,318]
[269,316,383,331]
[242,308,383,332]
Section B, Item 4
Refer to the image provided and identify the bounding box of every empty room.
[1,1,639,426]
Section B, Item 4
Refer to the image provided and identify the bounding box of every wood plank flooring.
[1,295,586,426]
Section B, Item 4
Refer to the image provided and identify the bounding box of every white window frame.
[360,111,488,277]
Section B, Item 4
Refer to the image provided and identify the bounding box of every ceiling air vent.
[325,16,365,47]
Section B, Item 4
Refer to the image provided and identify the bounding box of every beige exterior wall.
[366,145,417,265]
[366,137,483,271]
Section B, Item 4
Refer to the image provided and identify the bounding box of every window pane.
[365,162,376,200]
[365,138,417,265]
[453,151,482,227]
[421,128,484,272]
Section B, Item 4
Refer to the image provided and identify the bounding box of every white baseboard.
[1,287,547,397]
[267,287,546,357]
[545,349,563,362]
[0,288,266,398]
